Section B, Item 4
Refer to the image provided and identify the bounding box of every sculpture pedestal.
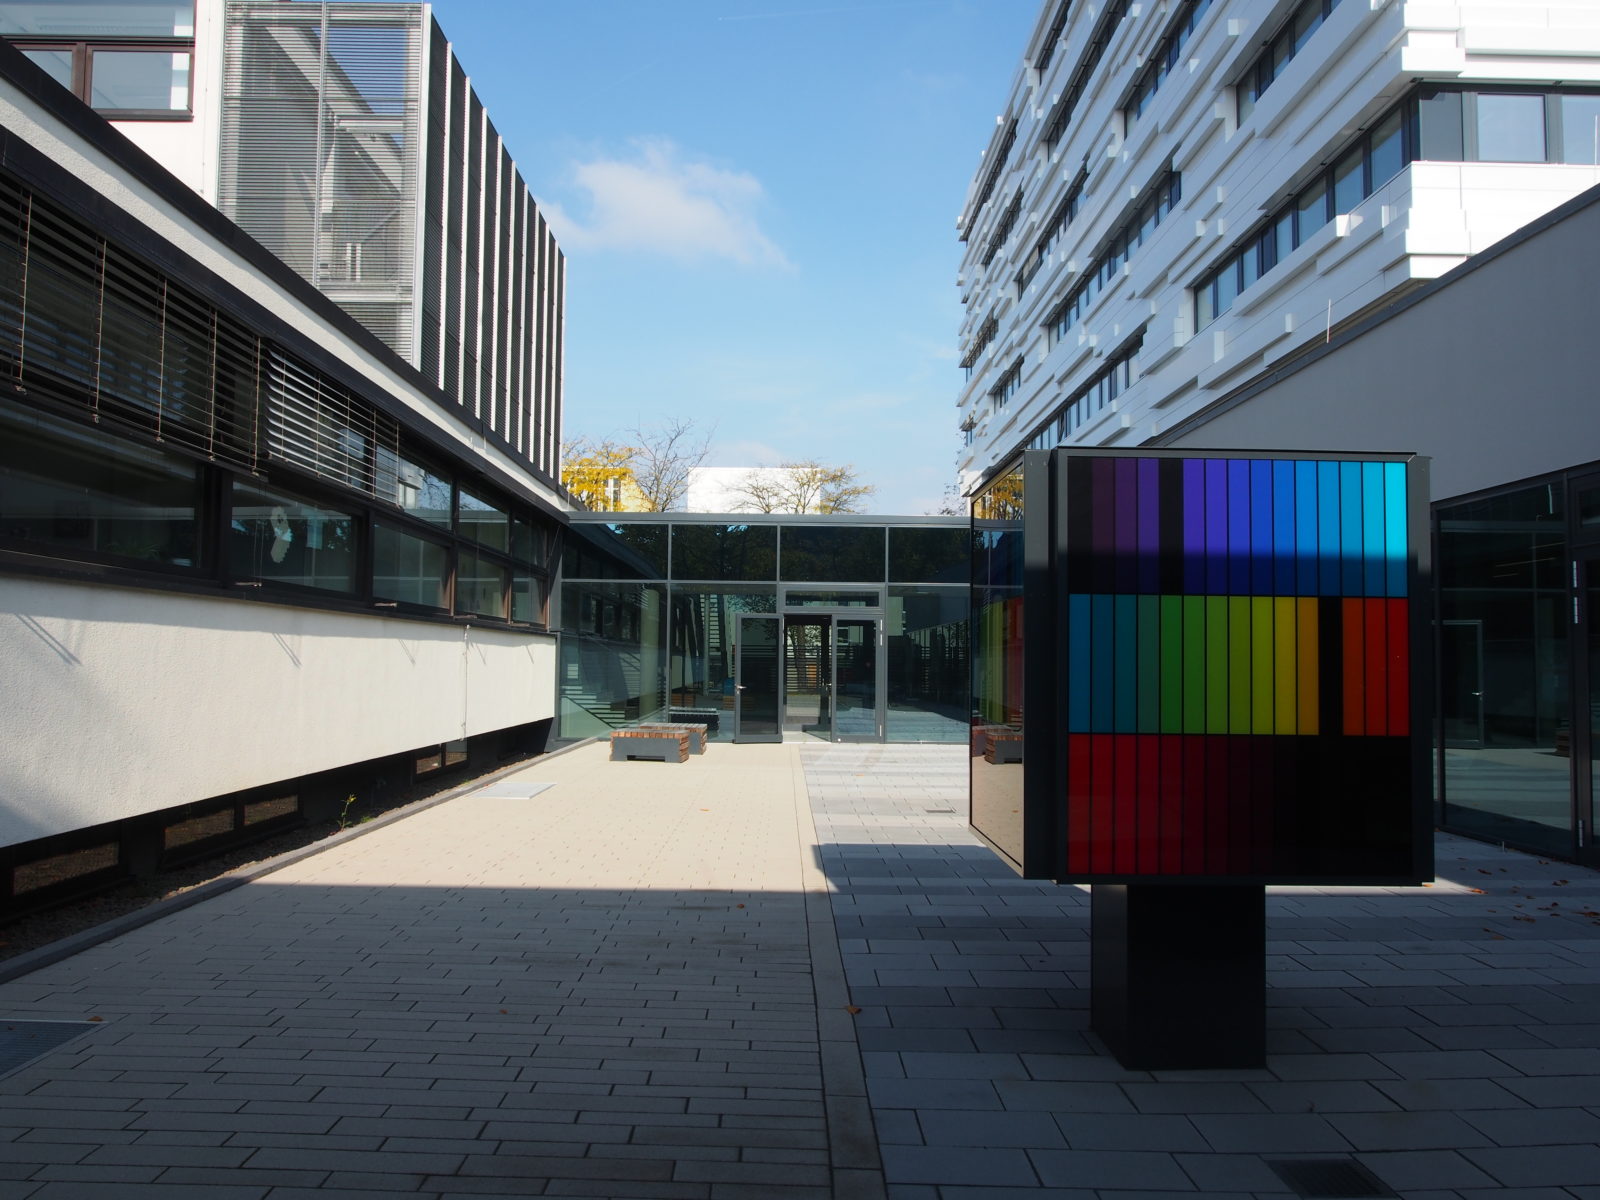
[1090,883,1266,1070]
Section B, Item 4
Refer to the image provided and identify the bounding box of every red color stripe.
[1365,599,1388,735]
[1228,737,1253,874]
[1160,736,1184,875]
[1206,734,1230,874]
[1067,734,1092,875]
[1090,734,1115,874]
[1387,599,1410,736]
[1183,736,1207,875]
[1342,598,1366,736]
[1137,736,1162,875]
[1114,736,1138,875]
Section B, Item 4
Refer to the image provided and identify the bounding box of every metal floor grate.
[1268,1159,1397,1199]
[0,1021,96,1078]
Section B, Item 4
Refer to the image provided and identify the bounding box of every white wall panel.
[0,577,555,849]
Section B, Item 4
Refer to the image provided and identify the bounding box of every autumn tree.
[726,461,875,514]
[560,438,638,512]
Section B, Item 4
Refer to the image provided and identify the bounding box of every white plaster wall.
[106,0,224,202]
[957,0,1600,490]
[0,577,556,849]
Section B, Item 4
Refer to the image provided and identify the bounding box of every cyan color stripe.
[1340,460,1364,596]
[1384,460,1408,597]
[1092,593,1114,731]
[1318,460,1341,596]
[1068,593,1092,732]
[1363,461,1386,596]
[1115,594,1138,732]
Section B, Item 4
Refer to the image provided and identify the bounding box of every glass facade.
[559,517,969,744]
[969,466,1026,868]
[1437,480,1572,854]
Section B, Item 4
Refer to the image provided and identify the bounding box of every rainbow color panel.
[1056,451,1424,882]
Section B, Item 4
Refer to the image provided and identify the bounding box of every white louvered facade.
[957,0,1600,495]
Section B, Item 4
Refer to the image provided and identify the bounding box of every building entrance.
[732,606,885,743]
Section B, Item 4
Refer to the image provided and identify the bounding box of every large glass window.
[1561,95,1600,164]
[0,401,200,567]
[558,581,668,738]
[887,586,969,742]
[602,523,669,577]
[457,485,509,550]
[3,2,196,116]
[1476,93,1547,163]
[378,448,452,528]
[667,585,777,723]
[229,481,357,593]
[457,547,509,619]
[373,524,448,610]
[671,523,776,582]
[890,527,970,584]
[780,525,885,583]
[1438,481,1571,856]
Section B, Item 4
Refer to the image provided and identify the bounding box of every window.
[1125,0,1216,129]
[373,523,449,609]
[1046,170,1180,345]
[1018,167,1087,292]
[229,481,358,593]
[982,192,1023,267]
[2,2,196,117]
[0,400,202,568]
[990,359,1023,412]
[1560,94,1600,164]
[1041,0,1135,147]
[1236,0,1343,124]
[1475,93,1546,163]
[457,547,509,618]
[1024,336,1141,451]
[457,485,510,550]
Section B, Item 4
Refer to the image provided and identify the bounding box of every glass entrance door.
[832,618,882,741]
[734,614,781,743]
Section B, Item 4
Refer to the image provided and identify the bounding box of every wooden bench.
[632,722,709,754]
[609,728,690,763]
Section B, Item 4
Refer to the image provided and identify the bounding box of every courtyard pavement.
[0,741,1595,1199]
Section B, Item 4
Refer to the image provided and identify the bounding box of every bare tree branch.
[626,417,713,512]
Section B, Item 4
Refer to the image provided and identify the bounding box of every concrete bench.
[632,722,709,754]
[609,729,690,763]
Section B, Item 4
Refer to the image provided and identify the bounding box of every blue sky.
[427,0,1038,513]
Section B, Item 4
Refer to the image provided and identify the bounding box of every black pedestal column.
[1090,883,1266,1070]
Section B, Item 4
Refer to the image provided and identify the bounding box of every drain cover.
[1268,1159,1396,1199]
[0,1020,96,1078]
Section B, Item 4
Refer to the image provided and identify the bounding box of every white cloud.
[543,139,790,268]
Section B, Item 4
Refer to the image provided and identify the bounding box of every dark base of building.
[0,718,553,920]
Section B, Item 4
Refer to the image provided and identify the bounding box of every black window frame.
[12,38,195,120]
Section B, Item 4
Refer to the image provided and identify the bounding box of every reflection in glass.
[1476,93,1546,162]
[20,47,72,88]
[887,586,968,743]
[89,49,188,111]
[1438,481,1570,854]
[230,481,356,592]
[0,402,200,566]
[1562,95,1600,164]
[735,615,782,741]
[889,526,969,583]
[971,465,1026,868]
[457,548,508,618]
[784,616,832,738]
[779,525,884,582]
[512,571,546,624]
[670,522,775,581]
[0,2,196,36]
[373,524,447,609]
[786,590,879,608]
[558,582,667,740]
[604,523,669,577]
[458,486,509,550]
[834,619,879,740]
[668,586,776,729]
[378,448,451,528]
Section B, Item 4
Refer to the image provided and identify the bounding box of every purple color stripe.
[1137,457,1161,593]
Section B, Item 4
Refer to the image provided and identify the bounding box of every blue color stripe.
[1384,461,1409,597]
[1205,460,1228,595]
[1273,459,1297,595]
[1228,460,1251,595]
[1296,460,1319,595]
[1250,459,1274,595]
[1318,461,1341,596]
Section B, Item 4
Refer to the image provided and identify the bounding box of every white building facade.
[957,0,1600,491]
